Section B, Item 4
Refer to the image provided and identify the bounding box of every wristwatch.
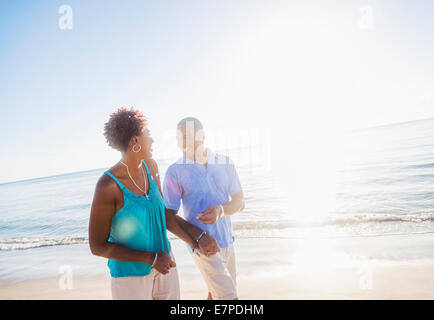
[195,231,207,246]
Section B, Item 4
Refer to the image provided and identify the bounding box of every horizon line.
[1,116,433,185]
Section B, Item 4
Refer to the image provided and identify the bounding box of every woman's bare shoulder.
[95,171,119,194]
[144,158,159,172]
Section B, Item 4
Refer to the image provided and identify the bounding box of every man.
[163,117,245,300]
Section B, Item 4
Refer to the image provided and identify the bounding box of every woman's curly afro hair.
[104,107,147,152]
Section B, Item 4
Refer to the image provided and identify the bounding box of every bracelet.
[195,231,207,244]
[151,252,158,267]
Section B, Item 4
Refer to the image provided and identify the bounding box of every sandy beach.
[1,237,434,300]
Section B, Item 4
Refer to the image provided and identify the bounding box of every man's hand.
[153,251,176,275]
[195,232,220,257]
[197,205,223,224]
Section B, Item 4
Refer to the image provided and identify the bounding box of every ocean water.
[1,118,434,281]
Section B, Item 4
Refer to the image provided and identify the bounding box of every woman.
[88,107,179,300]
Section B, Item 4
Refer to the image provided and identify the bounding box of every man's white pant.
[192,244,237,300]
[111,252,180,300]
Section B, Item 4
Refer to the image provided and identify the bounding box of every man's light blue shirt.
[162,151,242,251]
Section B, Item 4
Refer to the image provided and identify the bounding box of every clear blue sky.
[1,0,434,182]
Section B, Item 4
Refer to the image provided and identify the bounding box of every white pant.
[192,244,237,300]
[111,253,180,300]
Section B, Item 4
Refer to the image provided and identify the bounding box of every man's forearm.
[165,211,203,247]
[174,214,204,240]
[221,191,245,216]
[172,214,220,256]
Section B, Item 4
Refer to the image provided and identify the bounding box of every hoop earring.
[132,143,142,153]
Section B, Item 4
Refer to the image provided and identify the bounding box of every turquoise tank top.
[104,160,171,278]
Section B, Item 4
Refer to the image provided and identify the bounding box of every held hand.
[153,251,176,275]
[196,232,220,257]
[196,205,223,224]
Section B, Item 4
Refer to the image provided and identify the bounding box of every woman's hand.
[153,251,176,274]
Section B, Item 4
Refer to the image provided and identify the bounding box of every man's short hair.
[177,117,203,131]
